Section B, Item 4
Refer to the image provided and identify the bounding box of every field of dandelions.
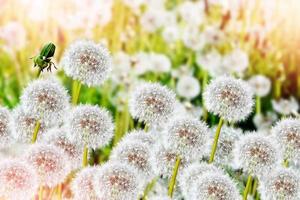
[0,0,300,200]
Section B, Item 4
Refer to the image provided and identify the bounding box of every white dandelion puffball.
[61,40,112,86]
[222,48,249,75]
[253,112,278,131]
[190,172,241,200]
[248,75,271,97]
[120,130,157,146]
[259,168,300,200]
[110,140,153,180]
[164,117,209,158]
[272,97,299,116]
[129,83,176,125]
[233,133,282,176]
[71,166,101,200]
[209,126,242,165]
[11,106,49,143]
[179,162,221,198]
[20,78,70,126]
[68,105,114,149]
[0,107,12,146]
[271,118,300,163]
[148,53,171,73]
[176,76,200,99]
[93,162,141,200]
[203,76,254,122]
[42,128,82,170]
[25,144,70,187]
[0,159,38,200]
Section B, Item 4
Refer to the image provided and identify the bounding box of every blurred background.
[0,0,300,108]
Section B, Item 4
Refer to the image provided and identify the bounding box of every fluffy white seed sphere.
[93,162,141,200]
[271,118,300,163]
[164,117,209,158]
[11,106,49,143]
[233,133,282,176]
[71,166,101,200]
[68,105,114,149]
[247,75,271,97]
[120,130,157,146]
[176,76,200,99]
[203,76,254,122]
[42,128,82,170]
[129,83,176,125]
[0,159,38,200]
[259,168,300,200]
[25,144,70,187]
[190,172,241,200]
[179,162,221,198]
[110,140,154,180]
[0,107,12,147]
[61,40,112,86]
[20,78,70,126]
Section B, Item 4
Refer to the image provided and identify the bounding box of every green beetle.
[32,42,57,73]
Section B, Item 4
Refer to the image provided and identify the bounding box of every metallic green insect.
[31,42,57,73]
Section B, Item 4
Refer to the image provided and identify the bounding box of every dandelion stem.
[283,159,289,167]
[251,178,258,195]
[142,177,158,200]
[255,96,261,114]
[168,155,181,198]
[209,118,224,163]
[38,186,43,200]
[82,145,88,167]
[57,183,62,200]
[72,80,82,105]
[37,68,42,78]
[31,121,41,143]
[243,175,253,200]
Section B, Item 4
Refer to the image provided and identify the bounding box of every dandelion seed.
[61,40,112,86]
[93,162,141,200]
[203,76,254,122]
[0,159,38,200]
[67,105,114,149]
[25,144,70,187]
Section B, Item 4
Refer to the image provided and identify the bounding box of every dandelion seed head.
[71,166,101,200]
[68,105,114,149]
[271,118,300,163]
[190,172,241,200]
[129,83,176,125]
[20,78,70,125]
[248,75,271,97]
[176,76,200,99]
[260,168,300,200]
[203,76,254,122]
[25,144,70,187]
[233,133,282,176]
[120,130,157,146]
[111,140,154,180]
[61,40,112,86]
[0,107,12,146]
[164,117,209,158]
[93,162,141,200]
[0,159,38,200]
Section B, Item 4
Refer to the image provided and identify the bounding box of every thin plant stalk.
[251,178,258,196]
[256,96,261,114]
[168,155,181,198]
[72,80,82,105]
[208,118,224,163]
[37,68,42,78]
[283,159,289,167]
[243,175,253,200]
[38,186,43,200]
[57,183,62,200]
[142,177,158,200]
[31,121,41,143]
[82,145,88,167]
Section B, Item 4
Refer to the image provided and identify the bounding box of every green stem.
[208,118,224,163]
[251,178,258,195]
[168,156,181,198]
[243,175,253,200]
[256,96,261,114]
[82,145,88,167]
[37,68,42,78]
[72,81,82,105]
[283,159,289,167]
[142,177,158,200]
[31,121,41,143]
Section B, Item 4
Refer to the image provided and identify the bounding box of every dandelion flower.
[271,118,300,163]
[68,105,114,149]
[0,159,38,200]
[233,133,282,176]
[164,117,209,158]
[110,140,154,180]
[248,75,271,97]
[222,48,249,76]
[42,128,82,170]
[61,40,112,86]
[120,130,157,147]
[0,107,12,146]
[149,53,171,73]
[20,78,70,126]
[203,76,254,122]
[129,83,176,126]
[179,162,220,198]
[259,168,300,200]
[93,162,141,200]
[190,172,241,200]
[25,144,70,187]
[272,97,299,116]
[176,76,200,99]
[71,166,101,200]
